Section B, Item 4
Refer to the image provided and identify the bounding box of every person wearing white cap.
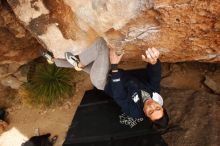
[104,47,169,129]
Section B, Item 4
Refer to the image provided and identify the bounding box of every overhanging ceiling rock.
[7,0,220,62]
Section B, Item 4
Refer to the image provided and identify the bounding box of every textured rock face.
[0,0,42,89]
[162,89,220,146]
[0,0,220,88]
[7,0,220,62]
[0,1,41,64]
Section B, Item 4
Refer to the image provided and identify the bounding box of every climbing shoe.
[40,49,54,64]
[65,52,82,71]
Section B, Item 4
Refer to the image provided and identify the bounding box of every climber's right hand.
[110,48,124,64]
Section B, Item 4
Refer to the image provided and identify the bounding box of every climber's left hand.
[141,48,160,65]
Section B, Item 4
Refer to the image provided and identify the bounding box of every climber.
[104,47,169,129]
[42,36,169,128]
[41,37,110,90]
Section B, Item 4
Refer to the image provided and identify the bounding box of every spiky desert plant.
[25,63,75,106]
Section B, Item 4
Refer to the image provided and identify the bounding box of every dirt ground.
[0,62,220,146]
[0,72,93,146]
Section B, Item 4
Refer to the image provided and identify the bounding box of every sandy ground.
[0,72,93,146]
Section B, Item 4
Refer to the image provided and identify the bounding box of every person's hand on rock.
[142,48,160,65]
[109,47,124,64]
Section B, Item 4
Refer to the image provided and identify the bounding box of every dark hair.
[153,109,169,129]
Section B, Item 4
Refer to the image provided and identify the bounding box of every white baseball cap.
[152,92,163,106]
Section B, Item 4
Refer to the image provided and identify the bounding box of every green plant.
[25,63,75,106]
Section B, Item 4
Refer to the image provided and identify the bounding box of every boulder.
[6,0,220,63]
[1,75,22,89]
[204,75,220,94]
[0,0,42,65]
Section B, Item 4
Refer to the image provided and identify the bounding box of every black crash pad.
[63,89,168,146]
